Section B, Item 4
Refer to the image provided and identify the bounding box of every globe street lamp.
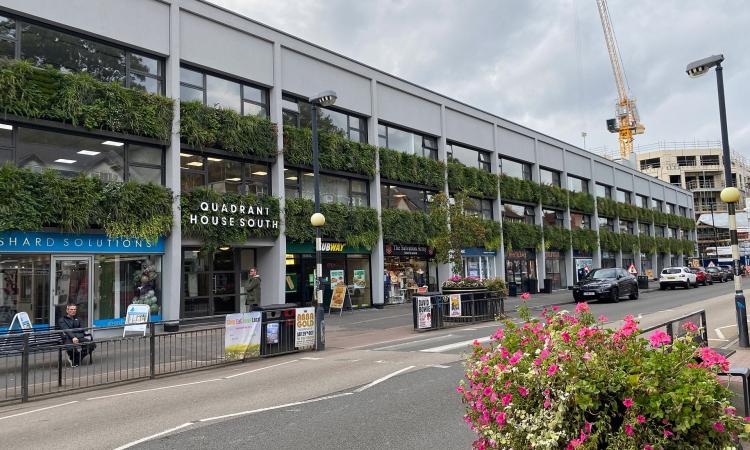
[310,90,337,351]
[687,54,749,347]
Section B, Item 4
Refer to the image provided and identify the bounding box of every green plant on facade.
[180,187,280,251]
[543,225,571,251]
[498,175,541,205]
[655,236,671,254]
[0,164,173,241]
[502,220,542,252]
[617,202,638,221]
[539,183,568,209]
[284,197,379,249]
[568,190,595,214]
[180,100,277,158]
[653,210,669,226]
[447,160,498,198]
[636,206,654,224]
[619,233,640,254]
[571,228,598,253]
[427,192,493,275]
[380,209,430,245]
[598,229,621,252]
[283,125,377,177]
[482,218,503,251]
[638,234,657,256]
[0,59,173,141]
[379,147,445,189]
[596,196,618,218]
[681,238,696,256]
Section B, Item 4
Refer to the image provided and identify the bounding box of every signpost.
[123,304,150,337]
[628,264,638,276]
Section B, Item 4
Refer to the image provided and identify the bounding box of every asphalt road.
[1,278,748,449]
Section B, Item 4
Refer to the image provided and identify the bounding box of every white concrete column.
[614,212,623,268]
[369,79,385,307]
[561,160,573,290]
[491,125,504,280]
[437,105,452,283]
[591,160,602,268]
[162,3,181,320]
[533,139,544,291]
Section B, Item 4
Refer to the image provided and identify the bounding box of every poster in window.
[352,269,366,289]
[330,269,345,286]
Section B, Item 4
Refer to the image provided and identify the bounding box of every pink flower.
[683,321,698,332]
[725,406,736,415]
[713,421,725,432]
[508,350,523,366]
[496,411,507,425]
[648,330,672,348]
[623,398,634,408]
[520,292,530,300]
[501,393,513,406]
[456,386,464,393]
[544,398,551,408]
[644,446,653,450]
[518,386,529,397]
[552,305,560,311]
[575,302,590,314]
[637,415,646,424]
[663,429,673,438]
[598,314,609,322]
[624,424,634,436]
[547,364,559,376]
[561,331,571,343]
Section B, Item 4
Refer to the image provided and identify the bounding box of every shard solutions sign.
[188,201,279,230]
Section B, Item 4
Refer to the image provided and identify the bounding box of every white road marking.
[0,400,78,421]
[199,392,354,422]
[716,328,726,340]
[708,338,729,342]
[300,357,322,360]
[354,366,415,393]
[349,335,423,349]
[430,364,451,369]
[345,314,411,325]
[372,334,455,351]
[114,422,194,450]
[224,360,298,379]
[420,336,492,353]
[87,378,223,400]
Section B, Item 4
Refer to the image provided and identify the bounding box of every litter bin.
[637,275,649,289]
[508,282,518,297]
[252,303,298,355]
[526,278,539,294]
[541,278,552,294]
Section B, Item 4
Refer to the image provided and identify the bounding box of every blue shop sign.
[461,248,497,257]
[0,231,165,254]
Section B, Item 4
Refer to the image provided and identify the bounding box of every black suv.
[573,268,639,303]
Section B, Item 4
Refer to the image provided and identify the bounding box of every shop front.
[505,249,537,292]
[544,250,566,290]
[0,231,164,330]
[601,251,616,269]
[384,243,438,302]
[285,242,371,309]
[641,253,653,279]
[573,251,593,283]
[461,248,497,280]
[622,253,635,272]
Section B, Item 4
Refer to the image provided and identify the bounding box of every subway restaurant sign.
[188,201,279,230]
[286,242,369,254]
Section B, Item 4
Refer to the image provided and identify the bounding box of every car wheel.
[610,287,620,303]
[659,284,666,290]
[685,281,690,289]
[669,285,675,290]
[629,287,639,300]
[573,294,581,303]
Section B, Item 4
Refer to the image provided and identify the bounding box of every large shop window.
[282,95,367,143]
[92,255,162,326]
[499,158,532,180]
[378,123,438,160]
[284,252,372,309]
[180,152,270,195]
[502,203,535,224]
[182,248,256,317]
[0,13,163,93]
[285,169,368,206]
[380,184,435,212]
[180,66,269,118]
[2,126,164,183]
[0,254,49,328]
[448,143,491,172]
[545,251,566,290]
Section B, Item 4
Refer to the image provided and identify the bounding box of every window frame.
[181,150,272,195]
[502,202,536,224]
[180,65,269,118]
[566,175,589,193]
[287,168,370,207]
[282,94,367,143]
[596,183,612,199]
[542,208,564,227]
[499,157,532,181]
[539,167,561,187]
[447,141,491,172]
[378,122,438,160]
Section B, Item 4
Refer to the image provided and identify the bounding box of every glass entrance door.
[51,256,93,328]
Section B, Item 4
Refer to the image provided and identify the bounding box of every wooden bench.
[0,326,94,367]
[641,310,750,416]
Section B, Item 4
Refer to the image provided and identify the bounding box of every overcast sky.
[209,0,750,157]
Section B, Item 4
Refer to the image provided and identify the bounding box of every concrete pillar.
[162,4,181,320]
[561,163,573,290]
[591,161,602,268]
[369,79,385,307]
[437,105,452,282]
[491,124,504,280]
[533,140,544,291]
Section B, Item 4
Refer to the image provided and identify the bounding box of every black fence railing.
[412,291,505,331]
[0,307,310,404]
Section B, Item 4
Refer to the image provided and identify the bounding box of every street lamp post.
[687,54,749,347]
[309,90,337,352]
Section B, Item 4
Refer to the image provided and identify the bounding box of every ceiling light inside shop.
[187,161,203,167]
[394,194,406,197]
[286,176,298,181]
[77,150,100,156]
[179,153,191,157]
[303,173,314,177]
[251,171,267,176]
[226,177,241,181]
[102,140,124,147]
[0,123,12,130]
[54,159,77,164]
[219,246,230,251]
[207,157,223,162]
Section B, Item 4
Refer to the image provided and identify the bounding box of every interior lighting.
[252,171,268,176]
[0,123,12,130]
[286,176,298,181]
[187,161,203,167]
[77,150,100,156]
[101,140,124,147]
[54,159,77,164]
[207,157,223,162]
[226,177,241,181]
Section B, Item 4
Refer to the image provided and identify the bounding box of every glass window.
[129,74,159,94]
[207,158,242,193]
[180,85,203,103]
[599,217,614,232]
[0,14,15,41]
[319,108,349,137]
[616,189,631,204]
[540,168,561,187]
[206,75,241,112]
[466,197,492,220]
[379,124,436,159]
[93,255,162,326]
[595,183,612,199]
[652,198,663,211]
[503,203,535,224]
[180,67,204,87]
[128,144,161,165]
[320,174,350,205]
[620,220,635,234]
[385,127,415,154]
[181,170,204,192]
[351,179,368,207]
[448,143,491,172]
[543,209,564,227]
[499,158,531,180]
[128,52,161,94]
[284,169,300,199]
[245,163,270,195]
[570,212,591,229]
[667,203,676,214]
[639,223,650,235]
[656,226,666,237]
[130,53,159,77]
[382,184,427,212]
[0,122,12,147]
[129,166,162,184]
[567,175,588,193]
[636,194,649,208]
[0,38,12,58]
[0,254,50,327]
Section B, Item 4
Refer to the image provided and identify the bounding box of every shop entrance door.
[50,256,93,328]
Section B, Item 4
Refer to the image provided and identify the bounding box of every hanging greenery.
[502,221,542,252]
[617,202,639,221]
[639,234,657,256]
[571,228,598,253]
[540,184,568,209]
[672,215,696,230]
[681,238,696,256]
[0,59,173,141]
[180,187,279,251]
[543,225,571,251]
[283,125,377,177]
[379,147,445,189]
[620,233,640,254]
[596,197,618,218]
[447,160,498,198]
[381,209,431,244]
[655,237,671,254]
[0,164,173,241]
[598,229,621,252]
[284,197,379,249]
[483,219,503,251]
[653,210,670,226]
[637,207,654,224]
[498,175,541,205]
[180,101,277,158]
[568,191,595,214]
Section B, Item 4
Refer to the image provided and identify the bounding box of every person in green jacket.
[245,267,261,308]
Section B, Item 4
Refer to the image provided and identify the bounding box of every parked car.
[659,267,698,290]
[718,265,735,280]
[690,267,712,286]
[706,266,728,283]
[573,267,639,303]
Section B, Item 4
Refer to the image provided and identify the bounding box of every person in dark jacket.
[58,304,95,367]
[245,267,261,308]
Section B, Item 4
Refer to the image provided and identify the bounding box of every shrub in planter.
[598,229,621,252]
[618,202,638,221]
[485,278,508,297]
[539,184,568,209]
[637,206,654,224]
[498,175,541,205]
[381,209,430,245]
[596,196,618,218]
[448,160,498,198]
[502,221,542,251]
[284,197,379,249]
[379,147,445,189]
[543,225,571,251]
[459,303,750,449]
[639,234,657,256]
[283,125,376,176]
[442,275,485,290]
[568,191,594,214]
[620,233,640,254]
[571,228,598,253]
[653,210,670,226]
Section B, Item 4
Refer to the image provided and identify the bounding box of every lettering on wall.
[188,202,279,230]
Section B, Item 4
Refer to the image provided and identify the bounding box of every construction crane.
[595,0,644,160]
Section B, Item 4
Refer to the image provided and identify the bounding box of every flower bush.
[459,302,749,449]
[443,275,485,289]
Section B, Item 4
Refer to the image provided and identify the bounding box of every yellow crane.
[595,0,644,160]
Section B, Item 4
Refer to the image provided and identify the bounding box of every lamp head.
[686,54,724,78]
[310,212,326,227]
[721,186,741,204]
[310,90,337,107]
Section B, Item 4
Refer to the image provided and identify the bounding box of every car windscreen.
[587,269,616,279]
[707,267,719,272]
[662,268,681,274]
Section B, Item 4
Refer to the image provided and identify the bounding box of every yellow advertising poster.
[330,284,347,310]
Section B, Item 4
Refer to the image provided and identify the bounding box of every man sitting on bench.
[58,304,96,367]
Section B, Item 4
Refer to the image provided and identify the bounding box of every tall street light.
[309,90,337,351]
[687,54,749,347]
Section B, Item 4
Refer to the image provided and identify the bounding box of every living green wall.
[283,125,376,176]
[502,221,542,251]
[543,225,572,251]
[285,198,379,249]
[379,147,445,189]
[498,175,541,204]
[381,209,431,245]
[447,160,497,198]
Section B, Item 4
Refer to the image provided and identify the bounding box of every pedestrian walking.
[245,267,261,308]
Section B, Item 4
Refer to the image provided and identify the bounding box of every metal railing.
[412,291,504,331]
[0,308,308,404]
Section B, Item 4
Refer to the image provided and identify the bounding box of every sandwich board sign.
[123,304,150,336]
[9,312,32,331]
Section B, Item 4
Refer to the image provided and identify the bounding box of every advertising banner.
[352,269,366,289]
[330,269,345,286]
[295,307,316,349]
[123,304,150,336]
[330,285,347,310]
[449,294,462,318]
[224,312,262,360]
[416,296,432,329]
